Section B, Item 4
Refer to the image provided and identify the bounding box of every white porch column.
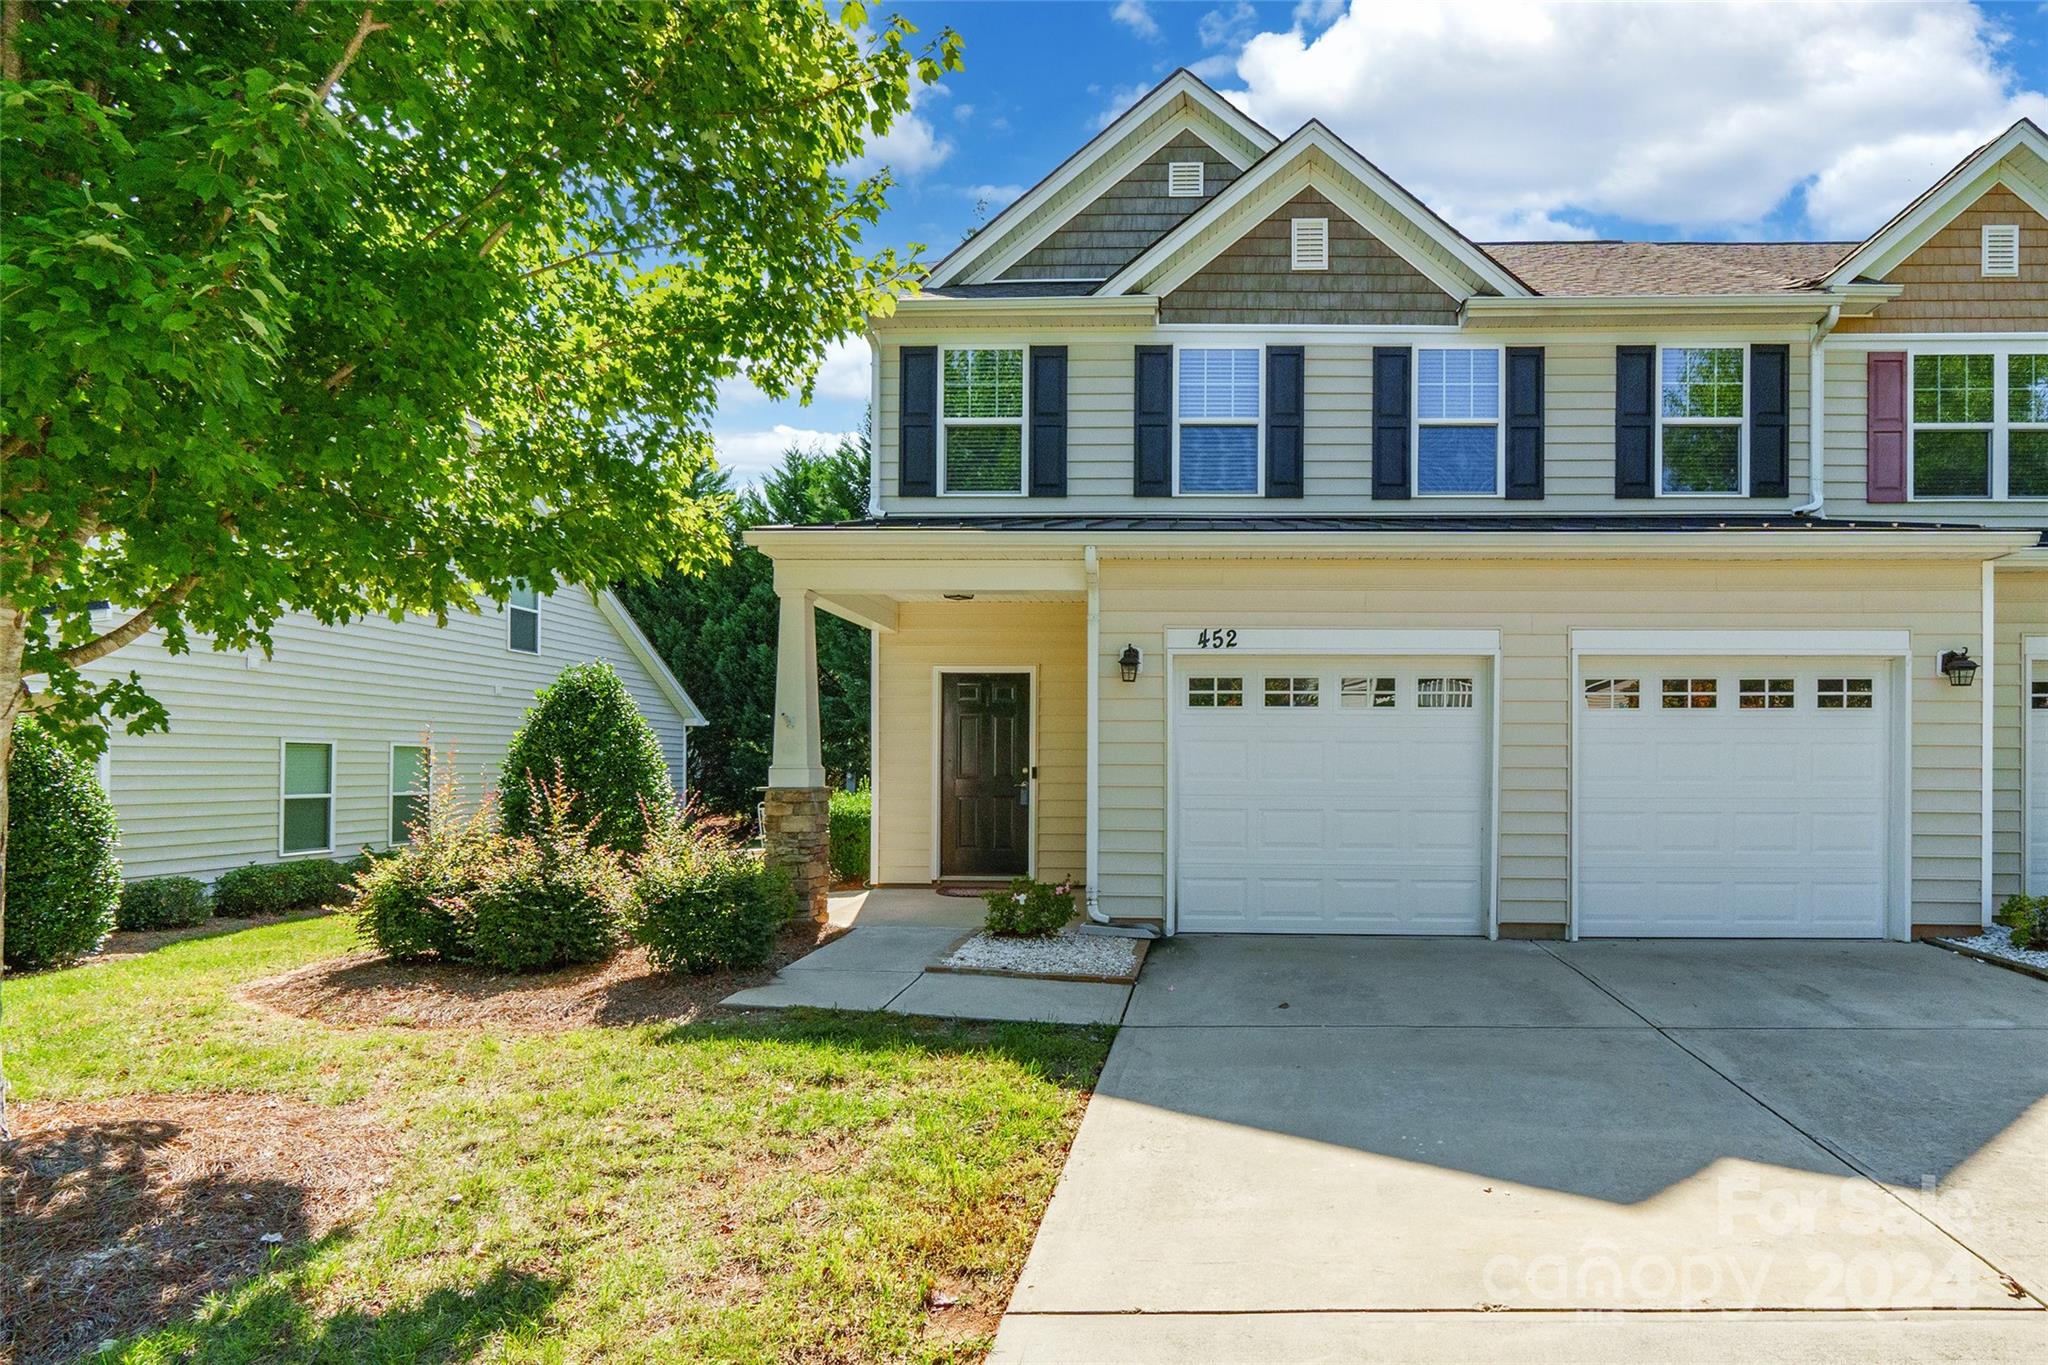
[768,588,824,789]
[764,587,829,920]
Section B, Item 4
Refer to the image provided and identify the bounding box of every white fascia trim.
[1100,124,1531,301]
[1164,627,1500,655]
[1829,331,2048,348]
[1826,124,2048,285]
[889,295,1157,321]
[925,72,1275,288]
[1571,627,1912,657]
[591,587,708,726]
[1464,293,1878,324]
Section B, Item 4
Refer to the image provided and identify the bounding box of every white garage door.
[1174,657,1489,934]
[1577,657,1892,938]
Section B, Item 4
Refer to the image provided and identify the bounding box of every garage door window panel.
[1658,346,1744,495]
[1417,677,1475,709]
[1176,347,1261,494]
[1263,675,1319,708]
[2032,679,2048,710]
[1661,677,1718,709]
[1817,677,1874,709]
[1739,678,1795,709]
[1583,678,1640,710]
[1342,676,1397,708]
[1187,676,1243,708]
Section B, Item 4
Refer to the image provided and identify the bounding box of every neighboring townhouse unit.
[750,71,2048,940]
[83,584,705,882]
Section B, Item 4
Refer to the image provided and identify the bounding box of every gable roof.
[1099,119,1534,301]
[1486,241,1853,296]
[1820,118,2048,286]
[590,588,707,727]
[923,70,1278,289]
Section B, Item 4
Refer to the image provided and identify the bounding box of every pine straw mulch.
[239,917,849,1033]
[1,1093,397,1365]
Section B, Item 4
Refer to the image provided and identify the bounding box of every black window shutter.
[1372,346,1411,500]
[1029,345,1068,497]
[1614,345,1655,499]
[899,346,937,497]
[1504,347,1545,501]
[1265,345,1305,498]
[1749,343,1790,498]
[1133,345,1173,497]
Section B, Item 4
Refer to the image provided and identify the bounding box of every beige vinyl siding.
[1092,555,1984,928]
[1822,342,2048,524]
[86,588,694,882]
[1004,131,1241,283]
[879,333,1811,515]
[1835,185,2048,335]
[1993,567,2048,900]
[873,601,1086,885]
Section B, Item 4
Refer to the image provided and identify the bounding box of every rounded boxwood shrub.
[828,784,870,886]
[631,822,795,975]
[212,857,357,917]
[4,720,121,970]
[466,784,633,972]
[117,876,211,931]
[500,661,674,855]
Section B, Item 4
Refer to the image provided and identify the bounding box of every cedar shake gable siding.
[1002,132,1244,282]
[1159,189,1460,326]
[1836,184,2048,333]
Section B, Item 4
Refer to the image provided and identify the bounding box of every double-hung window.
[1658,346,1745,494]
[1176,347,1261,494]
[940,347,1026,494]
[390,743,431,845]
[508,581,540,653]
[1415,347,1502,495]
[1912,347,2048,498]
[280,741,334,855]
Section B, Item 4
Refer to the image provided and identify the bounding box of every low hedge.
[828,784,870,886]
[212,856,358,917]
[632,821,795,974]
[117,876,212,931]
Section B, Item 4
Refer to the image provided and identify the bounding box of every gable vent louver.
[1291,217,1330,271]
[1982,223,2020,277]
[1167,161,1204,198]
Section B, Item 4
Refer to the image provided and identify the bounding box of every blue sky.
[712,0,2048,481]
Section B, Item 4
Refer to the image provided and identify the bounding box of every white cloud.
[1199,1,1259,50]
[712,424,861,483]
[1111,0,1160,41]
[960,183,1026,211]
[1228,1,2048,238]
[843,78,954,178]
[1092,81,1152,130]
[953,102,975,121]
[1291,0,1346,28]
[716,336,871,410]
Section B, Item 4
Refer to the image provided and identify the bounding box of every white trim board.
[1165,627,1501,655]
[1569,628,1912,657]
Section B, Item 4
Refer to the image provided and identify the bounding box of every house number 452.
[1196,628,1239,649]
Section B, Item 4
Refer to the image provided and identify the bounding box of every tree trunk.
[0,604,25,1138]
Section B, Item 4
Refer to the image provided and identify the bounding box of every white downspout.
[1084,544,1107,923]
[1793,304,1840,516]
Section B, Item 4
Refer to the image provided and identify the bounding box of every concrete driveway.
[992,938,2048,1363]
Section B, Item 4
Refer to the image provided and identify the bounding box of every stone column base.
[763,786,832,923]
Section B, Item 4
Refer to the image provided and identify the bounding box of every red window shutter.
[1867,351,1907,503]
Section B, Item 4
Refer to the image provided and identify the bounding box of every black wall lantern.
[1939,648,1980,687]
[1118,644,1142,683]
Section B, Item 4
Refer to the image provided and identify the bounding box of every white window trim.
[1654,342,1749,498]
[1166,160,1204,198]
[1172,342,1264,497]
[278,738,336,857]
[389,741,431,847]
[1290,216,1329,271]
[938,343,1030,497]
[507,582,541,654]
[1906,342,2048,502]
[1412,344,1506,499]
[1981,222,2020,277]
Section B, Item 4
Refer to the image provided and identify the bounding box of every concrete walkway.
[993,937,2048,1363]
[721,889,1133,1025]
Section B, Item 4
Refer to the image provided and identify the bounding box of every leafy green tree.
[0,0,957,1113]
[619,436,872,813]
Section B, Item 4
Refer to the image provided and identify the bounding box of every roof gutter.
[1462,289,1894,326]
[884,294,1156,321]
[1794,303,1842,517]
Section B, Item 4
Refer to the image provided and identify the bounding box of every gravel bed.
[941,929,1142,980]
[1940,924,2048,973]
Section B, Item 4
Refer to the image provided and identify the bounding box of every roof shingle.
[1479,241,1856,296]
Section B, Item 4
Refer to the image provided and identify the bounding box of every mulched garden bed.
[1931,925,2048,982]
[240,917,848,1033]
[1,1093,396,1365]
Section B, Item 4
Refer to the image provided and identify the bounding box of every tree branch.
[49,575,199,672]
[306,6,389,117]
[2,0,24,83]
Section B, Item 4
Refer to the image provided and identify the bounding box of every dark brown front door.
[940,672,1031,878]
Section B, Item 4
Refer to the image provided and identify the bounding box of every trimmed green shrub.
[1994,894,2048,951]
[353,834,495,963]
[467,781,633,972]
[828,784,870,885]
[3,720,121,969]
[501,661,675,854]
[983,877,1075,938]
[212,856,357,917]
[631,820,795,974]
[117,876,211,931]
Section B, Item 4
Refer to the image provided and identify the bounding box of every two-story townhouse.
[751,71,2047,943]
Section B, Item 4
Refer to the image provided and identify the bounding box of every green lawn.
[9,916,1112,1362]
